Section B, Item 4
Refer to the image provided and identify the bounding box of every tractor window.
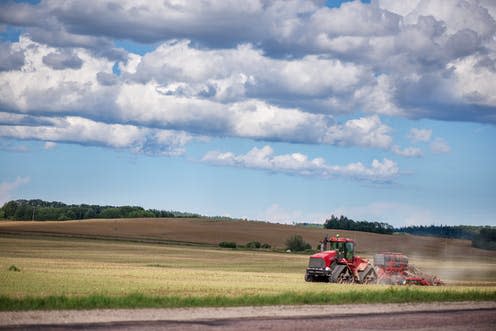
[345,242,354,260]
[331,242,338,250]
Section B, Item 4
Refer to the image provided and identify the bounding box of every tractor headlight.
[325,267,331,271]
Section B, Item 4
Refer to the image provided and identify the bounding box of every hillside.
[1,218,494,260]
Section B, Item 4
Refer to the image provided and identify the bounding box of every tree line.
[395,224,480,240]
[323,215,495,250]
[323,214,394,234]
[397,225,495,250]
[0,199,200,221]
[472,228,496,250]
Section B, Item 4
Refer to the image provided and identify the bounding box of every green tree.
[285,234,311,252]
[2,201,18,219]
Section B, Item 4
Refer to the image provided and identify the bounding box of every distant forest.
[323,215,394,234]
[323,214,495,251]
[0,199,200,221]
[396,224,496,250]
[1,199,494,250]
[395,224,479,240]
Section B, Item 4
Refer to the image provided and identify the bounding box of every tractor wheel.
[333,268,354,284]
[361,269,377,284]
[304,273,313,282]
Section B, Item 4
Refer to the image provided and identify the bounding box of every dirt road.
[1,301,495,330]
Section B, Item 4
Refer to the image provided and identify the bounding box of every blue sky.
[0,0,495,227]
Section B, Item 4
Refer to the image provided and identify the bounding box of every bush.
[8,265,20,272]
[260,243,271,249]
[218,241,237,249]
[285,234,311,252]
[246,241,261,249]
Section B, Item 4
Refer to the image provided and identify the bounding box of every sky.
[0,0,495,227]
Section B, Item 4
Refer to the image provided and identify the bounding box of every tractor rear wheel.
[361,269,377,284]
[332,268,354,284]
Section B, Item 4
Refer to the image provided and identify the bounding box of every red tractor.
[305,235,377,284]
[305,235,443,286]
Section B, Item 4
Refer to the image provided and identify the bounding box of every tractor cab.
[322,235,355,261]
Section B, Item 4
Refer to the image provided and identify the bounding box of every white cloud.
[0,115,193,156]
[430,138,451,154]
[0,36,116,115]
[202,145,399,182]
[0,140,29,153]
[451,54,496,108]
[324,115,392,148]
[0,37,394,151]
[408,128,432,142]
[1,0,494,125]
[43,141,56,150]
[391,145,423,157]
[381,0,496,39]
[0,176,30,205]
[126,40,371,104]
[0,0,493,159]
[0,42,25,71]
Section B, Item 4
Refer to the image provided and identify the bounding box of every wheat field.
[1,235,494,302]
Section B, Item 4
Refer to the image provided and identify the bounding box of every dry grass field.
[0,219,494,310]
[0,218,493,260]
[1,235,494,301]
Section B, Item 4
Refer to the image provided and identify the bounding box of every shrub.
[260,243,271,249]
[218,241,237,249]
[246,241,261,249]
[285,234,311,252]
[8,265,20,272]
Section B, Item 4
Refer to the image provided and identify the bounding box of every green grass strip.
[1,288,495,311]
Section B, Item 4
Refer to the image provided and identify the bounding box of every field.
[0,219,495,310]
[0,218,494,259]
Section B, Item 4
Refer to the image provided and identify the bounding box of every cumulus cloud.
[0,0,493,167]
[408,128,432,142]
[0,140,30,153]
[124,40,371,107]
[96,71,118,86]
[202,145,399,182]
[42,50,83,70]
[391,145,423,157]
[430,137,451,154]
[0,176,30,205]
[0,37,396,150]
[0,43,25,71]
[43,141,56,150]
[0,1,494,124]
[0,114,193,156]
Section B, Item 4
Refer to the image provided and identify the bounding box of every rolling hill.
[1,217,494,260]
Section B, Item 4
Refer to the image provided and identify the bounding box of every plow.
[305,235,443,285]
